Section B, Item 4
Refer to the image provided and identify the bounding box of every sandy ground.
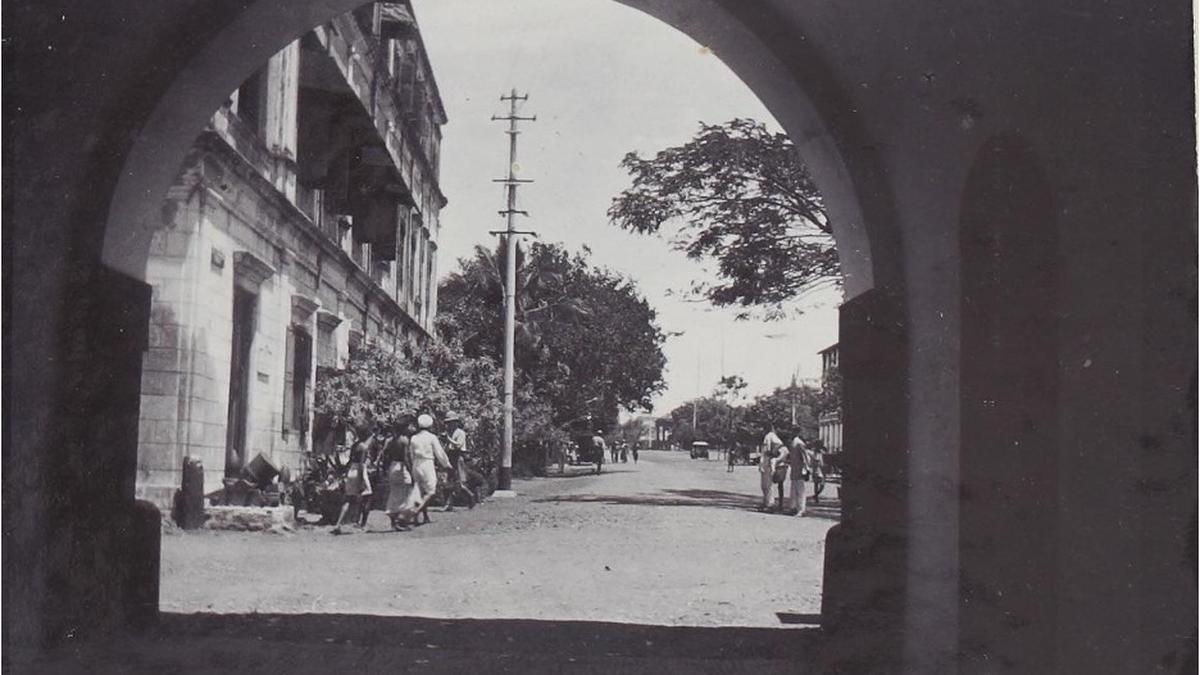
[23,452,840,673]
[161,451,838,627]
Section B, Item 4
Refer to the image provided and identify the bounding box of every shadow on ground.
[527,466,640,479]
[536,488,842,520]
[26,613,821,673]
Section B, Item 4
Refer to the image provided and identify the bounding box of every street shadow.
[801,499,842,521]
[531,466,640,479]
[777,612,823,625]
[535,488,843,519]
[29,613,822,671]
[535,488,761,511]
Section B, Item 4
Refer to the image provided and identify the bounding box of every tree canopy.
[609,119,837,318]
[312,338,506,475]
[668,381,825,449]
[438,241,668,433]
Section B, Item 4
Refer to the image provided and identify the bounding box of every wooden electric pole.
[490,89,535,492]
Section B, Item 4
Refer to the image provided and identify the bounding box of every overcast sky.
[412,0,840,415]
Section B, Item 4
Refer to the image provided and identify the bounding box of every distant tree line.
[665,375,840,450]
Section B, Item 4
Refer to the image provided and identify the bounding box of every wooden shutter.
[283,326,295,434]
[295,330,313,432]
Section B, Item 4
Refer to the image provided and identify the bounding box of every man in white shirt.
[592,432,607,474]
[759,423,788,511]
[789,434,811,516]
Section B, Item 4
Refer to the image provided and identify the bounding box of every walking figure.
[384,417,416,530]
[333,423,375,534]
[393,414,452,526]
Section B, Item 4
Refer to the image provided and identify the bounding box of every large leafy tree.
[609,119,836,318]
[436,241,588,361]
[438,242,668,432]
[667,397,737,448]
[739,384,823,442]
[312,338,507,476]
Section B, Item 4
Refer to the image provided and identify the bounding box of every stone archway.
[100,0,893,301]
[13,0,918,665]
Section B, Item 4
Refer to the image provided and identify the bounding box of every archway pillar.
[39,263,162,645]
[820,286,908,670]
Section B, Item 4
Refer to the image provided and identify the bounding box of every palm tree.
[439,241,589,361]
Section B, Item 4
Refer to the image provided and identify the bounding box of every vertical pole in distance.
[492,89,535,492]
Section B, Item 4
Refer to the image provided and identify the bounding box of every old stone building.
[135,2,447,506]
[8,0,1194,671]
[816,343,841,457]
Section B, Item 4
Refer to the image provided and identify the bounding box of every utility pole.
[490,89,535,493]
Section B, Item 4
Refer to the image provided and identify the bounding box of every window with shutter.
[294,329,312,434]
[283,326,296,435]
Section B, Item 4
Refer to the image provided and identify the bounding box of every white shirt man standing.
[789,434,811,516]
[759,424,788,511]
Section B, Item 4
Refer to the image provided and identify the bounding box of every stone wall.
[135,129,426,505]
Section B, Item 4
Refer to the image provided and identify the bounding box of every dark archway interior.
[5,0,1196,673]
[959,134,1060,671]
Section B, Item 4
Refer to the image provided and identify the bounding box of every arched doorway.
[16,0,911,665]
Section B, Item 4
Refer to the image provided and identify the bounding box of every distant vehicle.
[689,441,710,459]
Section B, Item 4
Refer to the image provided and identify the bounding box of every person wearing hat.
[401,413,452,525]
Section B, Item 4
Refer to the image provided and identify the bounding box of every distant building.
[653,418,674,450]
[135,2,447,506]
[818,343,843,457]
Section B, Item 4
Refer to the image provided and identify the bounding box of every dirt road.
[162,451,838,628]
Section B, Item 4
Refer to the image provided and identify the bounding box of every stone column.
[43,263,160,642]
[820,287,909,671]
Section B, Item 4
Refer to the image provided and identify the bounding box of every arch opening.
[90,0,898,651]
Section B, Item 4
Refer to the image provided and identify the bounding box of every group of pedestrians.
[332,412,482,534]
[756,423,825,516]
[608,439,638,464]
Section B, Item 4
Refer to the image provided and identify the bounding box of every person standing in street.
[810,440,826,505]
[759,423,787,511]
[788,432,812,516]
[631,444,639,464]
[441,412,476,511]
[727,442,737,472]
[593,431,608,474]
